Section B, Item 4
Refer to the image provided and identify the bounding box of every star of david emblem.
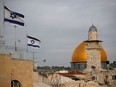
[31,40,35,44]
[10,12,17,19]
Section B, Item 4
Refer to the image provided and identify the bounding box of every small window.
[92,76,95,80]
[11,80,22,87]
[112,75,116,80]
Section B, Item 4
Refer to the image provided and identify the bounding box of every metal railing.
[5,45,38,60]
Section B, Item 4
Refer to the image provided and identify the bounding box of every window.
[112,75,116,80]
[11,80,22,87]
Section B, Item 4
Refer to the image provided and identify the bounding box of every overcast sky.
[0,0,116,67]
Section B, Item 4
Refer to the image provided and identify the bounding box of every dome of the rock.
[71,25,108,71]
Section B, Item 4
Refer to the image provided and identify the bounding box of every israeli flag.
[27,36,41,48]
[4,6,24,26]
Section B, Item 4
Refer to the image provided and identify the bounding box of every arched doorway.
[11,80,22,87]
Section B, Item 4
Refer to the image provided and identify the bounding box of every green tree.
[109,61,116,68]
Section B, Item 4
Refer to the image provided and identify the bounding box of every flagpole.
[14,25,17,58]
[25,25,28,58]
[3,2,5,38]
[26,27,28,52]
[1,2,6,54]
[33,52,35,70]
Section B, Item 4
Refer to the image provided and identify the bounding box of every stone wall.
[0,54,11,87]
[0,54,33,87]
[108,69,116,85]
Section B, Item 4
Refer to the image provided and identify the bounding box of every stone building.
[0,54,33,87]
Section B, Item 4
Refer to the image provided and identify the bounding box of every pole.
[0,30,3,54]
[3,2,5,39]
[14,25,17,58]
[33,52,34,70]
[14,26,17,52]
[25,25,28,58]
[0,2,6,54]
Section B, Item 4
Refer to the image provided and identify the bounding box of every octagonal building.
[70,25,108,71]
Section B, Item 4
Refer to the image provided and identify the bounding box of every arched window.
[11,80,22,87]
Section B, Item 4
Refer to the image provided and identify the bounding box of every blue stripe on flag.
[4,18,24,26]
[13,12,24,18]
[28,44,40,48]
[27,36,41,42]
[4,6,10,11]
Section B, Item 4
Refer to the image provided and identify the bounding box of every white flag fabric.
[27,36,41,48]
[4,6,24,26]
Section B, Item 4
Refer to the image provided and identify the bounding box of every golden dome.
[71,42,107,62]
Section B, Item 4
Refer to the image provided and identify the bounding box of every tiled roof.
[58,70,85,77]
